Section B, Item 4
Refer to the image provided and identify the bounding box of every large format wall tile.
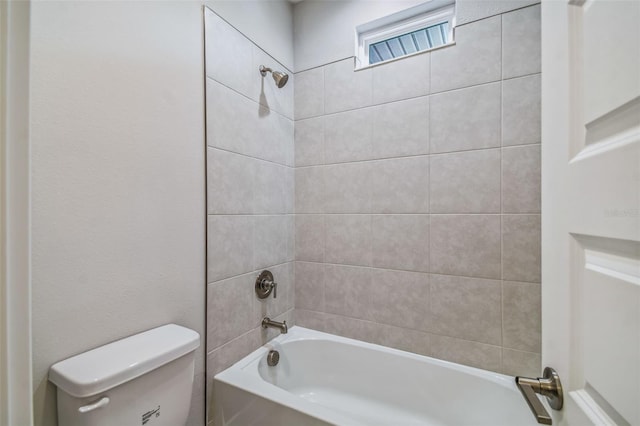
[204,11,253,97]
[430,215,502,279]
[254,215,290,270]
[430,149,501,213]
[371,97,429,159]
[502,145,541,213]
[207,148,255,215]
[502,281,541,353]
[295,166,324,213]
[324,58,373,113]
[431,15,501,93]
[502,214,541,282]
[430,334,502,373]
[207,215,254,282]
[430,82,501,153]
[295,262,325,311]
[370,269,430,331]
[325,214,372,266]
[430,275,502,345]
[295,117,324,167]
[502,5,541,79]
[324,162,372,213]
[290,5,540,376]
[371,215,429,272]
[324,108,373,163]
[503,74,541,146]
[295,67,324,120]
[372,52,430,104]
[295,215,325,262]
[371,156,429,214]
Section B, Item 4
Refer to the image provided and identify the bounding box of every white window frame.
[355,1,456,69]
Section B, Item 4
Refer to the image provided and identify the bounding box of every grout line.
[207,145,294,169]
[292,260,541,285]
[205,75,294,122]
[294,71,542,122]
[293,142,541,168]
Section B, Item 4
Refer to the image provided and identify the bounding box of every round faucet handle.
[255,270,278,299]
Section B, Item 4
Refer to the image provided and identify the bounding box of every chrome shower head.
[259,65,289,88]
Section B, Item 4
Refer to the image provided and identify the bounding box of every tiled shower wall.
[294,4,542,376]
[203,9,295,423]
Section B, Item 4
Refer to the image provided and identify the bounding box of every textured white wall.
[30,2,206,425]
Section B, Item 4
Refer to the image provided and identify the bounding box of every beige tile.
[295,67,324,120]
[295,215,324,262]
[286,214,295,261]
[295,309,330,333]
[431,16,501,93]
[371,156,429,214]
[371,215,429,272]
[503,215,541,282]
[325,215,372,267]
[207,148,255,215]
[324,264,373,320]
[295,117,324,167]
[430,149,501,213]
[430,215,502,279]
[324,162,372,213]
[207,274,257,351]
[254,160,289,214]
[207,215,254,282]
[324,108,373,164]
[503,74,541,146]
[206,79,256,155]
[251,45,294,120]
[248,109,293,166]
[502,5,541,79]
[204,10,253,97]
[430,334,502,373]
[371,97,429,159]
[370,269,430,332]
[502,145,540,213]
[503,281,541,352]
[254,215,288,270]
[324,58,373,113]
[430,82,501,154]
[295,262,325,311]
[370,322,431,357]
[372,52,430,104]
[456,0,539,26]
[502,348,541,378]
[325,314,379,343]
[295,166,324,213]
[430,274,502,345]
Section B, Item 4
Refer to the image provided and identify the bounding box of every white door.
[542,0,640,425]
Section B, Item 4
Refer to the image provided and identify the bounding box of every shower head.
[259,65,289,88]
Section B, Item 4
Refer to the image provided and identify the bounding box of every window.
[356,1,456,69]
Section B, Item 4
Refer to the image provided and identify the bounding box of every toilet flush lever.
[255,270,277,299]
[78,396,110,413]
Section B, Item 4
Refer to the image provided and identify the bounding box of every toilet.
[49,324,200,426]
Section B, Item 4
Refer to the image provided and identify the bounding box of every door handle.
[516,367,563,425]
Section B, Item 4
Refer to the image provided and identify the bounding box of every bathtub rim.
[213,326,524,426]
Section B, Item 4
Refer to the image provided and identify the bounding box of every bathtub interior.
[215,327,539,426]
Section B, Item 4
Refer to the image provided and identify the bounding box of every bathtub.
[213,326,540,426]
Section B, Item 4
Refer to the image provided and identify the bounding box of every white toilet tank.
[49,324,200,426]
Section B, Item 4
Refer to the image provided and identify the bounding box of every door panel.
[542,0,640,424]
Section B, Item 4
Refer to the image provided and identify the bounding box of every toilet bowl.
[49,324,200,426]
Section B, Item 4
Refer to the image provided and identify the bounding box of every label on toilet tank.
[141,405,160,425]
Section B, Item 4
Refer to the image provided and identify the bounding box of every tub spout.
[262,317,288,334]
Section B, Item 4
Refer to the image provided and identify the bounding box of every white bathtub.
[213,326,540,426]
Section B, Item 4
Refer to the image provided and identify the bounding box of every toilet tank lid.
[48,324,200,398]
